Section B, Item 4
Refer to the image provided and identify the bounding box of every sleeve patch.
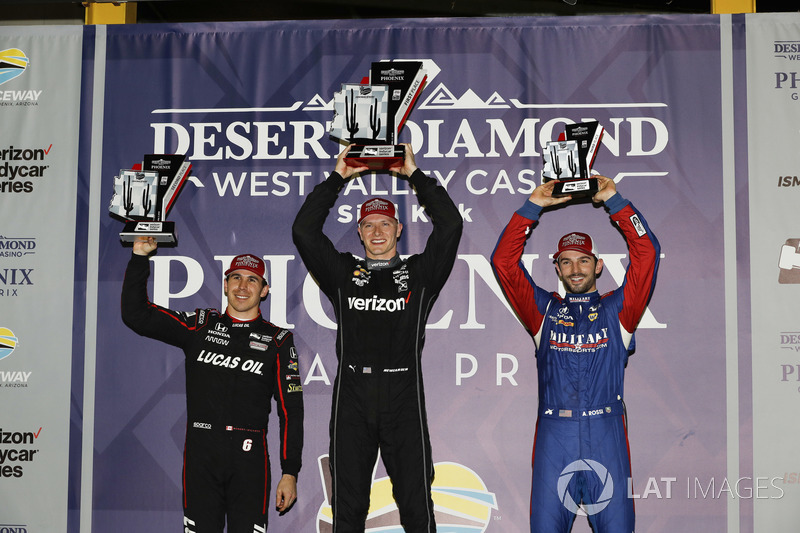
[629,214,647,237]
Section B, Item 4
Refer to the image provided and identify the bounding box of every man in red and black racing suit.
[292,144,462,533]
[491,176,659,533]
[121,241,304,533]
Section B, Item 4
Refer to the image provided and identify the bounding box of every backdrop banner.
[0,26,83,533]
[1,12,798,533]
[744,13,800,533]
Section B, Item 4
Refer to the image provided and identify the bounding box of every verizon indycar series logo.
[0,144,52,194]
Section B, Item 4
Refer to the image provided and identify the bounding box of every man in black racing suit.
[292,144,462,533]
[121,240,304,533]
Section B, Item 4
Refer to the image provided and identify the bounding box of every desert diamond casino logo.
[0,48,28,86]
[773,40,800,60]
[0,235,36,258]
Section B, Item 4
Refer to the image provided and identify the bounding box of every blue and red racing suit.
[491,193,660,533]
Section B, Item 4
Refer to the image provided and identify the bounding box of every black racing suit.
[121,253,304,533]
[292,169,462,533]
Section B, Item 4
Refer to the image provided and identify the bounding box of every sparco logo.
[0,145,51,194]
[347,295,407,312]
[0,427,41,479]
[0,236,36,258]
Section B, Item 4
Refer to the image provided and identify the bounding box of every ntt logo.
[557,459,614,516]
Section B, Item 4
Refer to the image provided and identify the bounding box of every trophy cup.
[330,60,427,169]
[542,121,604,197]
[109,153,192,244]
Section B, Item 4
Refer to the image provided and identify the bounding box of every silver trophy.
[330,61,427,170]
[542,121,604,198]
[109,154,192,244]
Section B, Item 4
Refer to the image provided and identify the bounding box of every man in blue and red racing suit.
[292,144,462,533]
[491,176,659,533]
[121,241,304,533]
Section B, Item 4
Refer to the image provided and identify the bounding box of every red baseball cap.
[358,198,398,225]
[224,254,268,283]
[554,232,598,261]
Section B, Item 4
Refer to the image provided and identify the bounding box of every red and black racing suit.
[121,253,304,533]
[292,169,462,533]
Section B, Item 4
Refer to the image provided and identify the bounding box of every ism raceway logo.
[316,455,497,532]
[0,327,31,389]
[0,327,19,362]
[0,48,28,86]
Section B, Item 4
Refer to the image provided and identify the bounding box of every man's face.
[224,269,269,320]
[357,214,403,260]
[555,250,603,294]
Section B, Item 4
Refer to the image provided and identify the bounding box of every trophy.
[330,60,427,169]
[542,121,604,197]
[109,153,192,244]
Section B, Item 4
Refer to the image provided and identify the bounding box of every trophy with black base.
[109,154,192,245]
[330,61,427,170]
[542,121,604,198]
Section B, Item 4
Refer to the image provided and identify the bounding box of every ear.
[595,258,604,276]
[396,222,404,238]
[260,283,270,299]
[223,278,229,296]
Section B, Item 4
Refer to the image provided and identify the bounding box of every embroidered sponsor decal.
[352,266,370,286]
[630,213,647,237]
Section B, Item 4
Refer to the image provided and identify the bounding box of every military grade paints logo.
[0,48,29,86]
[316,455,497,532]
